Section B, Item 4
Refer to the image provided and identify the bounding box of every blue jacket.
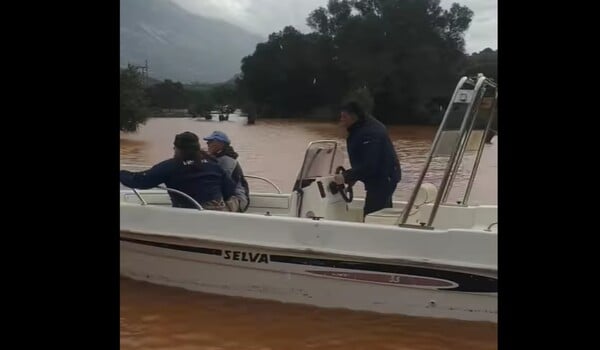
[343,116,401,192]
[120,158,235,208]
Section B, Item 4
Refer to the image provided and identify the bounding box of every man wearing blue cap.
[204,131,250,212]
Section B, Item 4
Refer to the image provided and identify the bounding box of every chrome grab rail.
[245,175,282,194]
[122,185,204,211]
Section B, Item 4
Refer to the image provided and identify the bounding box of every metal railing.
[121,163,283,196]
[123,185,204,210]
[245,175,282,194]
[399,74,497,227]
[398,76,469,226]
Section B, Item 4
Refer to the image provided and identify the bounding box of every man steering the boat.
[120,131,236,210]
[335,101,401,217]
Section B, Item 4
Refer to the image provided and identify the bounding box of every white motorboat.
[120,75,498,322]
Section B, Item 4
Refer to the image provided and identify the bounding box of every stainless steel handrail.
[245,175,282,194]
[122,185,204,210]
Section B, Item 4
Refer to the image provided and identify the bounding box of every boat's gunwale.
[120,228,497,275]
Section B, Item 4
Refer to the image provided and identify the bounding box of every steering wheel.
[328,166,354,203]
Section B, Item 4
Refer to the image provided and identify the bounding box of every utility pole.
[129,59,149,87]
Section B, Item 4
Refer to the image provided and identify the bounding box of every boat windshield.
[293,141,344,190]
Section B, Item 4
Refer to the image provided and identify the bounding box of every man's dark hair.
[340,101,366,121]
[174,131,200,151]
[173,131,214,166]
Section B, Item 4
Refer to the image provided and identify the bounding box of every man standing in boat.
[335,102,401,218]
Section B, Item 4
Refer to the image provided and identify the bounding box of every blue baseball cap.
[203,130,231,144]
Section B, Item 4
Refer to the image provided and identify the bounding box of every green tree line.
[120,0,497,132]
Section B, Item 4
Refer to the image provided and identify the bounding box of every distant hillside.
[120,0,264,83]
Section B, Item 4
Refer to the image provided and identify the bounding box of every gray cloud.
[173,0,496,53]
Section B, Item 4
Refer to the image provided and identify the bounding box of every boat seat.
[364,183,437,226]
[364,207,405,226]
[246,193,292,216]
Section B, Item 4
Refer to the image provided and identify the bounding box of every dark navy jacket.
[120,158,235,208]
[343,116,401,192]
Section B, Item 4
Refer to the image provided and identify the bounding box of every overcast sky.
[172,0,497,53]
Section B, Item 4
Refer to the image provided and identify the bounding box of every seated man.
[120,131,235,210]
[203,130,250,212]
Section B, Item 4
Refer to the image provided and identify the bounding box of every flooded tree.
[188,89,216,120]
[120,65,149,132]
[237,0,478,124]
[146,80,187,109]
[464,48,497,81]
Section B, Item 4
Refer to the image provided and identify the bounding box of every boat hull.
[121,232,497,322]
